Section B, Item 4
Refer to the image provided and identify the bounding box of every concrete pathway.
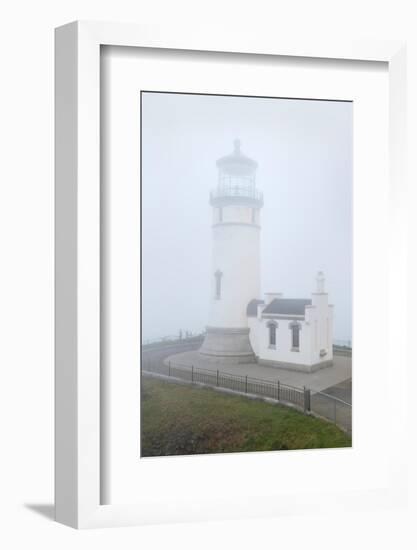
[165,350,352,393]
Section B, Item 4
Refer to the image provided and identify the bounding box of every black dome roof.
[216,140,258,176]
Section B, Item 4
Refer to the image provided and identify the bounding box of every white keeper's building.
[199,140,334,372]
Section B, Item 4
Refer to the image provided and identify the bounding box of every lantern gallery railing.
[210,186,264,203]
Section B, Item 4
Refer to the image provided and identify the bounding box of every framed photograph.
[139,92,353,450]
[55,22,407,528]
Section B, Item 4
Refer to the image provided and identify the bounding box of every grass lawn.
[141,377,351,457]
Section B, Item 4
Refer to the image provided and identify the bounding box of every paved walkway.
[164,350,352,393]
[318,378,352,404]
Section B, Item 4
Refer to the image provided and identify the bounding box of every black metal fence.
[142,358,351,433]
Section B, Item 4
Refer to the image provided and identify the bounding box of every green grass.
[141,377,351,457]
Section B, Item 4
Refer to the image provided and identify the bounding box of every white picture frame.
[55,21,407,529]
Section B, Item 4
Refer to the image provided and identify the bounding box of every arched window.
[290,321,301,351]
[267,321,278,348]
[214,270,223,300]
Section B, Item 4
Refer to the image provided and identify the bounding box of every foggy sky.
[141,92,352,342]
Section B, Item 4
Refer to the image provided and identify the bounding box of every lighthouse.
[199,140,263,363]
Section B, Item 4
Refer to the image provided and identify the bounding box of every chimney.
[264,292,283,305]
[315,271,326,294]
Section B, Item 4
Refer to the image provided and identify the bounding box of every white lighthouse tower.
[200,140,263,363]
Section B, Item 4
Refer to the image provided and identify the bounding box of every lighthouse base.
[199,326,256,364]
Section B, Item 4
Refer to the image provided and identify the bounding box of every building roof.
[262,298,312,316]
[246,299,265,317]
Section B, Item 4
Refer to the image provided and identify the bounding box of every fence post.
[277,380,280,401]
[303,386,307,413]
[333,399,337,423]
[168,361,171,377]
[191,365,194,382]
[245,375,248,393]
[216,370,219,386]
[305,388,311,412]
